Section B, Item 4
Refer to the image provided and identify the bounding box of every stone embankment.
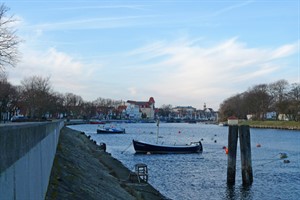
[46,127,167,200]
[247,125,300,130]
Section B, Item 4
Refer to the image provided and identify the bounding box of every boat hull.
[97,128,125,134]
[133,140,202,154]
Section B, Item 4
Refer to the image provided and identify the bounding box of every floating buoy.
[283,160,290,163]
[214,140,217,143]
[223,146,228,154]
[178,131,181,134]
[256,143,261,148]
[280,153,288,159]
[147,152,151,155]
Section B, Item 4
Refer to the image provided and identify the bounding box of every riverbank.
[46,127,167,200]
[239,120,300,130]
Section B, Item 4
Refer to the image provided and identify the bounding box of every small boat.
[90,120,106,124]
[132,140,203,154]
[97,125,125,134]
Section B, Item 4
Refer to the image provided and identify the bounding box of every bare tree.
[158,104,173,118]
[268,79,289,117]
[64,93,84,118]
[21,76,52,118]
[0,4,20,70]
[0,72,17,121]
[218,93,246,121]
[286,83,300,121]
[245,84,271,120]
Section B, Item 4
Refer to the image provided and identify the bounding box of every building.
[126,97,155,119]
[172,106,196,119]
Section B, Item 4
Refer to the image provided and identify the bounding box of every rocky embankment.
[46,127,167,200]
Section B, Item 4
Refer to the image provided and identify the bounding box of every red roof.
[228,116,238,120]
[149,97,155,103]
[127,97,155,108]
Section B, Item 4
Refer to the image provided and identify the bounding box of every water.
[68,123,300,200]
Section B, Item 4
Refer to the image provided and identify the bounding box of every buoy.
[222,146,226,149]
[214,140,217,143]
[283,160,290,163]
[256,143,261,147]
[225,148,228,154]
[178,131,181,134]
[280,153,288,159]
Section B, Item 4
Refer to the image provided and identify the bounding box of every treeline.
[0,74,124,121]
[219,79,300,121]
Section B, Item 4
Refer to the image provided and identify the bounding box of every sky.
[4,0,300,110]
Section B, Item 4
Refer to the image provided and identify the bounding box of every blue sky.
[5,0,299,110]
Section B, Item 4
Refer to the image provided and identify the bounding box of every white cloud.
[7,47,97,94]
[123,38,298,108]
[26,15,159,31]
[7,37,298,110]
[270,43,298,59]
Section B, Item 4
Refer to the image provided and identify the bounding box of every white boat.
[97,125,125,134]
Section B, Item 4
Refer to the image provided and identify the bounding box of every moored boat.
[97,125,125,134]
[90,120,106,124]
[132,140,202,154]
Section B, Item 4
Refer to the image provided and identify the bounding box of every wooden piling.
[239,125,253,186]
[227,125,239,185]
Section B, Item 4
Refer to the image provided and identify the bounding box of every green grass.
[239,120,300,129]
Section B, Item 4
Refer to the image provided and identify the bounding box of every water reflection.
[225,184,253,200]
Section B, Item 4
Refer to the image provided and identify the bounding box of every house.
[172,106,196,119]
[126,97,155,119]
[228,116,239,125]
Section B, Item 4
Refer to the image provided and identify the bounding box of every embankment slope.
[46,127,166,200]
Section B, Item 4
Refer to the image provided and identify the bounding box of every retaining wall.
[0,121,64,200]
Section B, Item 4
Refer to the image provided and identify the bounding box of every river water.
[68,123,300,200]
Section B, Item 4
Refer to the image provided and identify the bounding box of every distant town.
[0,75,217,123]
[98,97,218,123]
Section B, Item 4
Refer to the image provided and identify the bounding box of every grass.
[239,120,300,129]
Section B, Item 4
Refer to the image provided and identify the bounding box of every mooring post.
[239,125,253,186]
[227,125,239,185]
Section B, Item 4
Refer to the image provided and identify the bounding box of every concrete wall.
[0,121,64,200]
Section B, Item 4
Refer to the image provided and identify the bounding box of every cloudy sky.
[5,0,299,110]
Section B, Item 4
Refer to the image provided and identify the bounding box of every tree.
[47,92,65,118]
[0,73,17,121]
[21,76,52,118]
[0,4,20,70]
[158,104,173,118]
[268,79,289,116]
[218,93,246,121]
[64,93,84,118]
[244,84,271,120]
[286,83,300,121]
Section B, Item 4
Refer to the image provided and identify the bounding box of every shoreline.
[46,127,167,200]
[246,125,300,130]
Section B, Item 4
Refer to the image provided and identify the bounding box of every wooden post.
[239,125,253,186]
[227,125,239,185]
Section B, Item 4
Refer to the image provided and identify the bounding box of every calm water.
[69,123,300,200]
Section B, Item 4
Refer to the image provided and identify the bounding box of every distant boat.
[97,125,125,134]
[90,120,106,124]
[132,140,203,154]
